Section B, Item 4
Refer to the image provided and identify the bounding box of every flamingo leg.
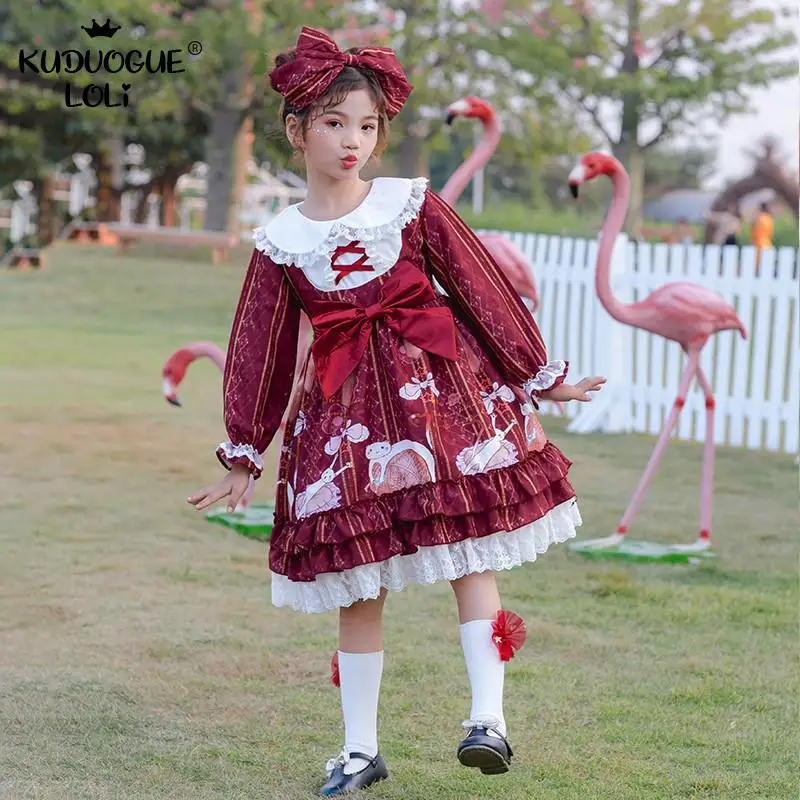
[694,364,715,546]
[616,348,701,535]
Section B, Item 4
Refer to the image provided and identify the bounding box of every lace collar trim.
[252,176,428,266]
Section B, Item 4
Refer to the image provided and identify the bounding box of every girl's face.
[292,89,380,180]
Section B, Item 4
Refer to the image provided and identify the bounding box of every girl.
[188,26,605,797]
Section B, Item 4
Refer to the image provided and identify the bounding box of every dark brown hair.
[273,48,390,161]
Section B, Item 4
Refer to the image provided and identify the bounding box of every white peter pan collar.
[253,176,429,274]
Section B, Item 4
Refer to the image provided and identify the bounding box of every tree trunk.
[204,108,239,231]
[393,3,429,179]
[94,138,123,222]
[394,111,428,178]
[161,177,177,227]
[204,68,246,232]
[617,0,644,239]
[618,142,644,239]
[35,175,55,247]
[227,113,253,236]
[95,145,113,222]
[108,135,124,221]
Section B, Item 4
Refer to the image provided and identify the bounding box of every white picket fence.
[480,230,800,455]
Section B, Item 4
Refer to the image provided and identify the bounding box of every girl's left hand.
[540,376,606,402]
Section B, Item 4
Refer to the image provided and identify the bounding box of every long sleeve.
[216,248,301,480]
[420,189,567,399]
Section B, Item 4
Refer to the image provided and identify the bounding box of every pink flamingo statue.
[162,320,312,407]
[162,341,225,408]
[567,152,747,560]
[442,97,540,313]
[162,323,312,513]
[443,96,568,416]
[162,341,254,510]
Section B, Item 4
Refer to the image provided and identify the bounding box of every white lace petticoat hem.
[270,498,582,614]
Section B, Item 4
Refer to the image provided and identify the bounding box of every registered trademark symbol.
[187,40,202,56]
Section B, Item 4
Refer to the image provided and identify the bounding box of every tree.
[0,0,343,234]
[341,0,593,183]
[160,0,347,231]
[124,98,209,225]
[643,142,717,198]
[335,1,476,178]
[488,0,797,236]
[0,0,187,233]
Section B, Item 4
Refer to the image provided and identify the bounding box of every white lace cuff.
[216,442,264,476]
[523,360,568,396]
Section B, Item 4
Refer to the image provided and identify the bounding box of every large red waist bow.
[310,265,458,400]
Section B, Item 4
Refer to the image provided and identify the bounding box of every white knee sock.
[338,650,383,774]
[459,619,506,737]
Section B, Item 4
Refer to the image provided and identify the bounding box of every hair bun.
[273,49,297,69]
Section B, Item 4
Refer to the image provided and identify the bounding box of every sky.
[406,1,799,192]
[591,0,799,191]
[705,0,798,189]
[710,75,799,190]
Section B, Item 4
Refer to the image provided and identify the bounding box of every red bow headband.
[269,26,412,119]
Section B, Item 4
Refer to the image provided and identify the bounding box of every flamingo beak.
[568,164,587,198]
[163,378,181,407]
[445,99,471,126]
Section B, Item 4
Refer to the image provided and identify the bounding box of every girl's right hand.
[187,464,251,512]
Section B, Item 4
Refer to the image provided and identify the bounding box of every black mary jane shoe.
[318,750,388,796]
[457,721,514,775]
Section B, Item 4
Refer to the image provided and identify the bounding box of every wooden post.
[227,114,253,240]
[162,182,174,227]
[37,175,55,247]
[225,4,259,242]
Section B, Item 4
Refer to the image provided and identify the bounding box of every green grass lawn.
[0,244,797,800]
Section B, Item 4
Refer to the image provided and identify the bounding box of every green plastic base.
[205,504,275,542]
[568,537,717,564]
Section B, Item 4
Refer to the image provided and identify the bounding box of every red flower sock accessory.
[491,610,527,661]
[331,650,341,687]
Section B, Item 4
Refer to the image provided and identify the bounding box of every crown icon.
[81,18,122,38]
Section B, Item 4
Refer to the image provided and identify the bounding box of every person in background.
[723,211,742,246]
[673,217,694,245]
[751,201,774,271]
[705,205,742,246]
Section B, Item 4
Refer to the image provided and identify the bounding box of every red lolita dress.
[216,176,581,614]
